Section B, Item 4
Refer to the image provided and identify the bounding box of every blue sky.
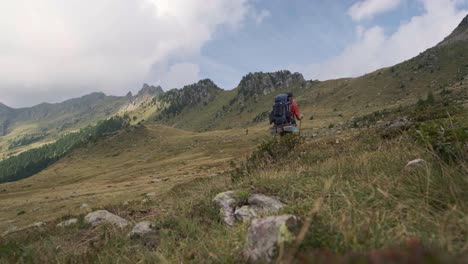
[1,0,467,107]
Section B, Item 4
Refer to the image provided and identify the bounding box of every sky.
[0,0,467,107]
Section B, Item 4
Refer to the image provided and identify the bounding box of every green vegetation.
[0,117,128,183]
[8,134,46,150]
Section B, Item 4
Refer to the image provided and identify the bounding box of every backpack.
[269,94,292,126]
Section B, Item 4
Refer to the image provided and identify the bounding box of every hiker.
[287,93,304,124]
[269,92,304,135]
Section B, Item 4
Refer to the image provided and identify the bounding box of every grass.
[1,99,466,263]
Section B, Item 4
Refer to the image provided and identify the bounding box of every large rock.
[213,191,237,226]
[234,194,285,223]
[242,215,300,263]
[57,218,78,227]
[84,210,131,228]
[129,221,154,238]
[380,117,413,138]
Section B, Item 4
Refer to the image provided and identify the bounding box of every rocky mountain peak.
[437,14,468,47]
[236,70,305,101]
[137,84,164,98]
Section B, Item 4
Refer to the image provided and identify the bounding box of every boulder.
[213,191,238,226]
[242,215,300,263]
[57,218,78,227]
[380,117,413,138]
[84,210,131,228]
[145,192,157,198]
[234,194,285,223]
[31,222,46,228]
[129,221,154,238]
[405,159,427,169]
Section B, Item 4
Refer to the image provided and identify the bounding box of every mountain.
[438,14,468,46]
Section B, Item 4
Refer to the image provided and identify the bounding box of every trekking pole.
[300,119,302,136]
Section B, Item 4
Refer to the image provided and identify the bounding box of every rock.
[242,215,300,263]
[84,210,131,228]
[129,221,154,238]
[141,199,149,204]
[57,218,78,227]
[234,206,258,222]
[213,191,238,226]
[380,117,413,138]
[80,203,92,213]
[123,201,129,206]
[31,222,45,228]
[145,192,157,198]
[234,194,286,223]
[405,159,427,169]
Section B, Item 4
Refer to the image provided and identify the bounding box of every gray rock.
[234,206,258,222]
[381,117,413,137]
[84,210,131,228]
[57,218,78,227]
[129,221,154,238]
[242,215,300,263]
[31,222,46,228]
[405,159,427,169]
[213,191,238,226]
[145,192,157,198]
[234,194,286,223]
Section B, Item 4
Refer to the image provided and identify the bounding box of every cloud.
[295,0,468,81]
[348,0,402,21]
[0,0,253,107]
[254,9,271,25]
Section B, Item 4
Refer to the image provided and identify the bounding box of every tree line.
[0,116,128,183]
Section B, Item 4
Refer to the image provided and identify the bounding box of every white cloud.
[0,0,253,107]
[348,0,402,21]
[295,0,468,81]
[254,9,271,25]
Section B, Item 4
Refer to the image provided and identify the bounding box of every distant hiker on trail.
[269,92,304,135]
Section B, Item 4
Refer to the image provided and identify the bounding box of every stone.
[84,210,131,228]
[234,194,286,223]
[31,222,46,228]
[380,117,413,138]
[242,215,300,263]
[141,199,149,204]
[129,221,154,238]
[57,218,78,227]
[213,191,238,226]
[80,203,92,213]
[405,159,427,169]
[145,192,157,198]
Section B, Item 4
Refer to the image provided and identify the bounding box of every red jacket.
[290,102,301,119]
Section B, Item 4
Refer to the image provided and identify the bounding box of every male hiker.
[287,93,304,124]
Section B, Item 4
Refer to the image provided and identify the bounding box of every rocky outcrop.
[84,210,131,228]
[438,14,468,47]
[242,215,300,263]
[158,79,222,118]
[234,71,305,105]
[213,191,286,225]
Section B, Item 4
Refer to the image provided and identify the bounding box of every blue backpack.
[269,94,292,126]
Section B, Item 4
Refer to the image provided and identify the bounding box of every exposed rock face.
[213,191,286,225]
[84,210,131,228]
[158,79,222,118]
[235,71,305,105]
[57,218,78,227]
[405,159,427,169]
[438,14,468,47]
[137,84,164,98]
[242,215,300,263]
[213,191,238,226]
[129,221,154,238]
